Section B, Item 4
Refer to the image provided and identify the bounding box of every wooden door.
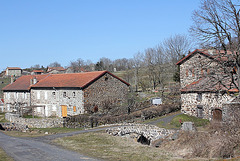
[61,105,67,117]
[212,109,222,121]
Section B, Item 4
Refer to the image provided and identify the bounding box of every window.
[52,92,56,96]
[196,93,202,101]
[45,91,48,100]
[73,92,76,97]
[197,105,203,118]
[63,92,67,98]
[37,91,40,99]
[105,76,109,81]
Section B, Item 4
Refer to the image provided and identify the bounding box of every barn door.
[61,105,67,117]
[212,109,222,121]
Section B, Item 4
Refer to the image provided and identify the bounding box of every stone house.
[31,70,44,75]
[176,49,237,121]
[47,67,66,74]
[0,99,4,112]
[5,67,22,77]
[2,71,130,117]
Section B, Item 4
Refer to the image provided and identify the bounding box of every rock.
[181,122,196,131]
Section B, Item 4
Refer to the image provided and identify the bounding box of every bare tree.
[191,0,240,92]
[48,61,62,67]
[133,52,143,92]
[164,34,192,64]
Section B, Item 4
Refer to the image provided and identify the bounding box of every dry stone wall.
[106,124,175,145]
[5,113,63,128]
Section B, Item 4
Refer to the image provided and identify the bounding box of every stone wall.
[181,92,234,120]
[106,123,175,145]
[5,113,63,128]
[222,102,240,124]
[31,88,84,117]
[83,73,129,113]
[3,91,30,112]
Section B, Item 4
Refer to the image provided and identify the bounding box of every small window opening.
[73,92,76,97]
[63,92,67,98]
[52,92,56,96]
[196,93,202,101]
[105,76,108,81]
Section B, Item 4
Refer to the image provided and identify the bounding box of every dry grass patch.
[0,147,13,161]
[3,127,83,137]
[54,131,179,161]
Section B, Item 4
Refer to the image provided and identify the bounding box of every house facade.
[177,49,237,121]
[5,67,22,77]
[2,71,130,117]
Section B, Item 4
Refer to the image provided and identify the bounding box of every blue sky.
[0,0,201,71]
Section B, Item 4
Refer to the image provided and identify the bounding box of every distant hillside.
[0,77,11,98]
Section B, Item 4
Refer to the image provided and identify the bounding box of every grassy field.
[0,77,11,98]
[3,127,83,137]
[0,147,13,161]
[54,131,179,161]
[0,113,8,123]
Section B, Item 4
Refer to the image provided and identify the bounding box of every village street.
[0,113,181,161]
[0,128,105,161]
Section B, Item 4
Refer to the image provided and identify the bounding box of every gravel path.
[0,112,181,161]
[0,128,107,161]
[146,112,181,126]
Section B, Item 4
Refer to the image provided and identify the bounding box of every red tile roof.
[2,74,50,91]
[7,67,22,70]
[176,49,234,65]
[47,67,65,72]
[181,77,238,93]
[2,71,130,91]
[33,70,44,73]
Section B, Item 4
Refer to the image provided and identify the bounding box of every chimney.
[11,75,14,84]
[33,77,37,84]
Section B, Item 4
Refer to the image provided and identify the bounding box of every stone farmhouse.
[2,71,130,117]
[176,49,238,121]
[47,67,66,74]
[5,67,22,77]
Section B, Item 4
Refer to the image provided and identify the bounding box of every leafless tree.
[191,0,240,92]
[164,34,192,64]
[48,61,62,67]
[133,52,143,91]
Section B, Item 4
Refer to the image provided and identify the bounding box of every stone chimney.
[30,77,37,85]
[10,75,14,84]
[33,77,37,84]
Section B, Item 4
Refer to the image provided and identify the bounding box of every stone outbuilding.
[5,67,22,77]
[176,49,237,121]
[2,71,130,117]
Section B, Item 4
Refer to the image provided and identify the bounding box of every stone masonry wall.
[222,102,240,124]
[181,92,234,120]
[180,53,215,88]
[5,113,63,128]
[31,88,84,117]
[83,73,129,113]
[3,91,30,112]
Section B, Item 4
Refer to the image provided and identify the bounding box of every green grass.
[0,77,11,98]
[54,131,176,161]
[0,147,13,161]
[0,113,8,123]
[22,115,42,119]
[166,114,209,129]
[4,127,83,137]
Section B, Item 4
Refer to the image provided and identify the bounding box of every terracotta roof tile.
[2,71,130,91]
[7,67,22,70]
[2,74,50,91]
